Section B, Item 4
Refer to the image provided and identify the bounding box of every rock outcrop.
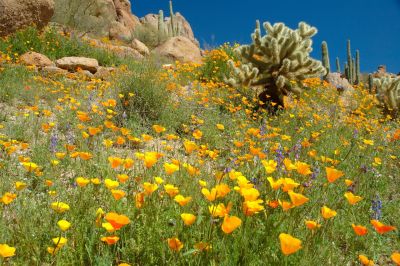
[153,36,202,63]
[326,72,353,91]
[51,0,140,41]
[130,39,150,56]
[55,57,99,73]
[166,13,196,45]
[0,0,55,37]
[19,52,53,67]
[140,12,198,46]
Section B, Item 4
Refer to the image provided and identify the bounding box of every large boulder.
[19,52,53,67]
[166,13,197,45]
[130,38,149,56]
[55,57,99,73]
[52,0,140,41]
[0,0,54,37]
[140,14,158,29]
[153,36,202,64]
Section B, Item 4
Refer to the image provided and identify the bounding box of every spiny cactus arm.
[237,43,272,73]
[225,60,259,87]
[297,22,318,38]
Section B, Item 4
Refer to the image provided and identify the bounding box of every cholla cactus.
[226,21,326,109]
[374,76,400,115]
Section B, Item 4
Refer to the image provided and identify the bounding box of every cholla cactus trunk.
[374,76,400,117]
[347,40,353,84]
[336,57,341,73]
[225,21,326,112]
[355,50,360,85]
[169,0,176,37]
[321,41,330,73]
[368,74,374,93]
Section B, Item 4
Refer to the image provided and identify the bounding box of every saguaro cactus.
[336,57,341,73]
[169,0,176,36]
[226,21,326,111]
[346,40,353,84]
[158,10,167,41]
[355,50,360,85]
[321,41,330,73]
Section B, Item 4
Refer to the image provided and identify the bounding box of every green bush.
[115,60,191,132]
[131,24,167,50]
[198,43,239,83]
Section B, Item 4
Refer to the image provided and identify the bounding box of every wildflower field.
[0,28,399,266]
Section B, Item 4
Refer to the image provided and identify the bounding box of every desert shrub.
[0,27,122,66]
[131,24,167,50]
[198,43,239,83]
[115,60,191,131]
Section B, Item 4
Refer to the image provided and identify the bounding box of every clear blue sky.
[133,0,400,73]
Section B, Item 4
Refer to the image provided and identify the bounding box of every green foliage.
[0,27,122,66]
[226,21,326,109]
[321,41,330,73]
[132,23,168,50]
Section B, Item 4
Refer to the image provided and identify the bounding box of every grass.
[0,29,399,266]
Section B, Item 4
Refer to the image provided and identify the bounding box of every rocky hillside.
[0,0,202,63]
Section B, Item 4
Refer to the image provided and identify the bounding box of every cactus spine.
[336,57,341,73]
[321,41,330,73]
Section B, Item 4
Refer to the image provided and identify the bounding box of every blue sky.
[133,0,400,73]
